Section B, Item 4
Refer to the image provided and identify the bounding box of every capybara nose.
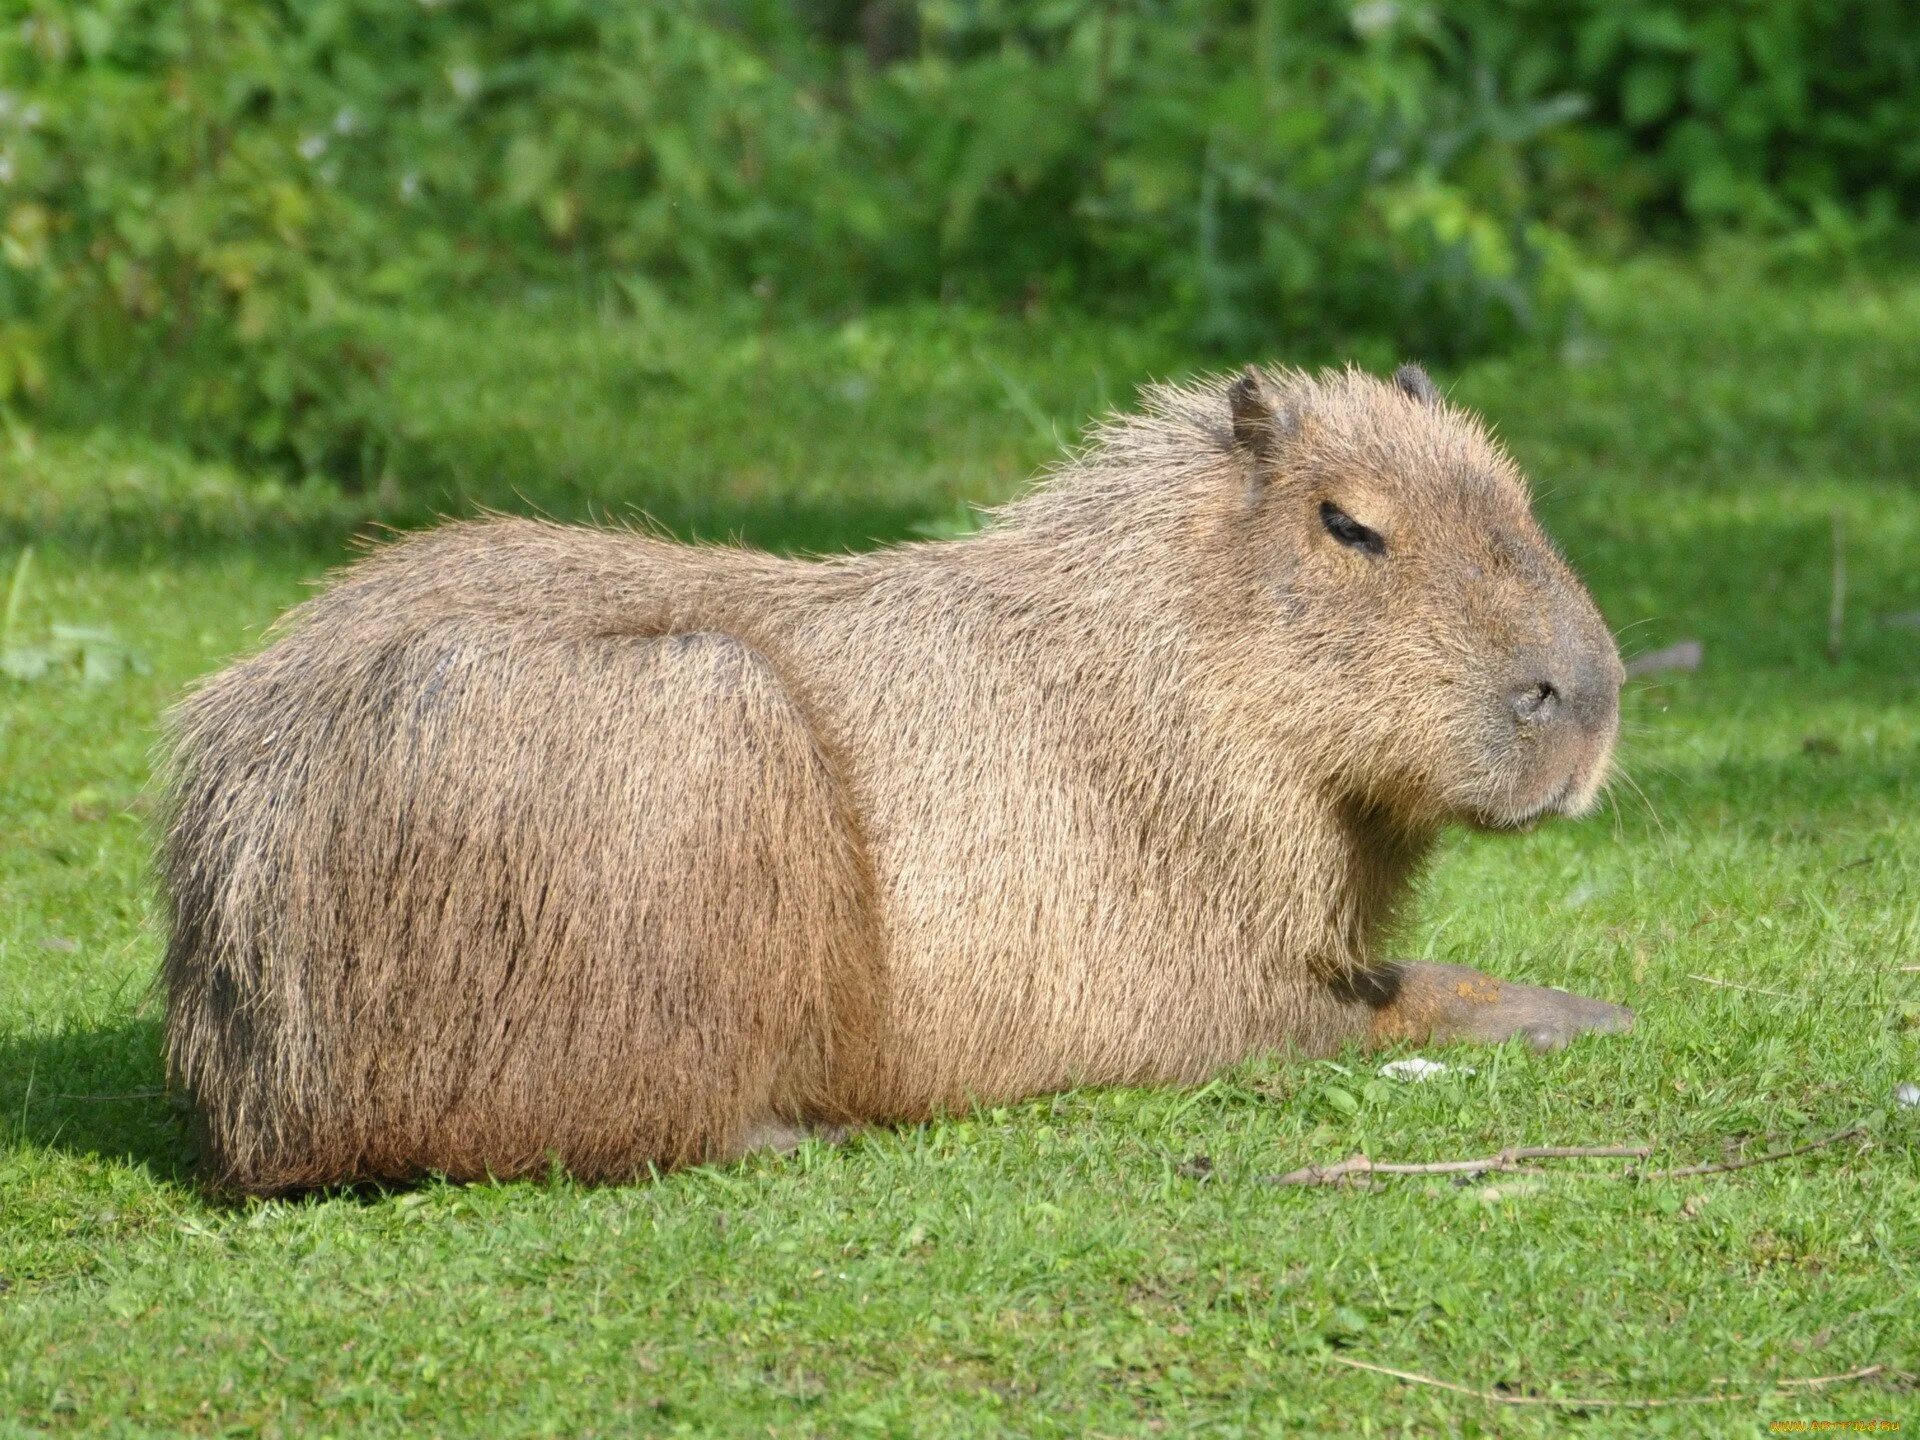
[1510,652,1619,733]
[1562,647,1622,733]
[1508,679,1558,724]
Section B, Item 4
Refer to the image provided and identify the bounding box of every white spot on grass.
[1379,1058,1472,1083]
[1562,879,1603,909]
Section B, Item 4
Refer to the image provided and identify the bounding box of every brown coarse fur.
[161,364,1631,1195]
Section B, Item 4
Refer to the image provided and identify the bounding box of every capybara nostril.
[1509,679,1558,723]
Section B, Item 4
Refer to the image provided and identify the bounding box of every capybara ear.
[1393,363,1441,406]
[1228,366,1298,468]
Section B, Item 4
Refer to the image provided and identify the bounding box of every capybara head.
[1212,363,1621,831]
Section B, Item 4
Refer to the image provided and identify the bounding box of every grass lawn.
[2,258,1917,1436]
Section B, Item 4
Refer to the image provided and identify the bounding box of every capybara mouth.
[1476,706,1620,831]
[1472,790,1566,833]
[1510,777,1577,829]
[1477,748,1611,831]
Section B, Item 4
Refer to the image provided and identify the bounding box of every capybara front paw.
[1361,961,1634,1052]
[1517,990,1635,1052]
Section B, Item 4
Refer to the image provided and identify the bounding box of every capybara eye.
[1320,501,1385,556]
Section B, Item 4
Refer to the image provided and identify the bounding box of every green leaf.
[1321,1085,1360,1117]
[1622,62,1680,127]
[1329,1305,1370,1337]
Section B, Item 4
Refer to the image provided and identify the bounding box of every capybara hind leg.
[1343,961,1633,1053]
[162,623,883,1192]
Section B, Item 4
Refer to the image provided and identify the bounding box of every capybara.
[161,363,1632,1194]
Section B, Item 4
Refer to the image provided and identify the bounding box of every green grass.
[3,258,1918,1436]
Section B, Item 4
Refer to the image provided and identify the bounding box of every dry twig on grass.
[1328,1355,1885,1409]
[1265,1125,1866,1188]
[1264,1145,1649,1187]
[1687,972,1796,1000]
[1687,973,1883,1006]
[1627,1123,1865,1180]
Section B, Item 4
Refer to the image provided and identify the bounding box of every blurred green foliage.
[0,0,1914,480]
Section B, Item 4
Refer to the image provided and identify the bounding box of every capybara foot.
[730,1119,854,1159]
[1348,960,1634,1053]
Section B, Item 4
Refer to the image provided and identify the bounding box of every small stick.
[1686,974,1879,1007]
[1269,1126,1864,1189]
[1265,1144,1650,1187]
[1688,973,1795,1000]
[1776,1365,1896,1388]
[1630,1124,1864,1180]
[1328,1354,1883,1409]
[1,544,32,644]
[1828,508,1846,664]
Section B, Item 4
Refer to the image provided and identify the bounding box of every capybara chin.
[161,362,1632,1195]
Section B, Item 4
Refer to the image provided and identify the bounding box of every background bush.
[1,0,1915,481]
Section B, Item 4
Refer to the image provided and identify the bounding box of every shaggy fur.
[162,364,1631,1194]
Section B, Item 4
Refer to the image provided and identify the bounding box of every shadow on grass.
[0,1017,193,1183]
[1553,738,1920,876]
